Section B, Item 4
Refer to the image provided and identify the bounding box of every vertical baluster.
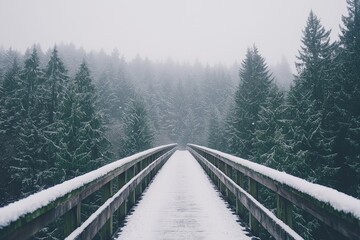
[236,171,246,219]
[118,172,127,223]
[100,180,113,240]
[64,204,81,237]
[249,178,260,236]
[277,195,293,228]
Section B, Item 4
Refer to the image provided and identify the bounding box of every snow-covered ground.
[115,150,251,240]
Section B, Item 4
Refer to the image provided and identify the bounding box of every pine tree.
[252,85,290,169]
[296,11,336,105]
[226,46,273,159]
[207,109,222,150]
[56,62,112,180]
[286,13,338,240]
[119,98,154,157]
[10,48,48,197]
[44,46,68,124]
[330,0,360,197]
[286,11,336,184]
[0,59,23,204]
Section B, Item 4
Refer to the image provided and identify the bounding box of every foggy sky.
[0,0,347,70]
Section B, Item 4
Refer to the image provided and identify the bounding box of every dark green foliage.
[226,46,273,159]
[119,98,154,157]
[56,62,112,180]
[10,48,49,197]
[44,46,68,124]
[207,109,225,150]
[285,11,336,185]
[332,0,360,197]
[0,59,23,204]
[252,85,290,169]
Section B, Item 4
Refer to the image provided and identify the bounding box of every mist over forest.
[0,1,359,239]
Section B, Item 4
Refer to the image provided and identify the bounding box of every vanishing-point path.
[115,150,251,240]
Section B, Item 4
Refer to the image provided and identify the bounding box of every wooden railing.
[187,144,360,240]
[0,144,177,240]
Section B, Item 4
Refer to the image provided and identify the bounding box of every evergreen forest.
[0,1,359,239]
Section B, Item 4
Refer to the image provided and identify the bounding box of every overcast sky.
[0,0,348,70]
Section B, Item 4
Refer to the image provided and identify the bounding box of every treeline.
[0,43,242,206]
[0,48,114,205]
[0,1,358,239]
[208,1,359,239]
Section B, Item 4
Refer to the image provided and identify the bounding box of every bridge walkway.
[115,150,252,240]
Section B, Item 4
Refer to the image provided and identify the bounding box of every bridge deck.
[115,150,251,240]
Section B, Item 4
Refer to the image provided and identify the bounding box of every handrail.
[0,144,177,240]
[187,144,360,240]
[65,148,174,239]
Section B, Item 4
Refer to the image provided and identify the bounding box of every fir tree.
[286,13,338,239]
[226,46,273,159]
[44,46,68,124]
[252,85,290,169]
[119,98,154,157]
[286,11,336,184]
[0,59,23,204]
[10,48,48,197]
[332,0,360,197]
[296,11,336,105]
[56,62,112,180]
[207,109,224,150]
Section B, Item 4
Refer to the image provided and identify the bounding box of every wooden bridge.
[0,144,359,240]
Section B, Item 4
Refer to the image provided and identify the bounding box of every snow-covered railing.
[0,144,177,240]
[187,144,360,240]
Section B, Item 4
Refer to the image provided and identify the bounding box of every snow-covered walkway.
[115,150,251,240]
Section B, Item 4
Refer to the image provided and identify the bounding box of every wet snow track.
[115,150,252,240]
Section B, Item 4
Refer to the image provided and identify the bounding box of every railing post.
[118,172,127,223]
[224,163,230,199]
[249,178,260,236]
[236,171,246,219]
[277,195,293,228]
[64,204,81,237]
[126,166,136,211]
[100,180,113,240]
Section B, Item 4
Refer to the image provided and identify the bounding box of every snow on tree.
[55,62,112,181]
[332,0,360,197]
[286,11,336,184]
[0,59,23,205]
[252,84,290,169]
[9,48,49,198]
[43,46,68,124]
[119,98,154,157]
[226,46,273,159]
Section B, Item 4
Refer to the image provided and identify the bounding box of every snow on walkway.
[115,150,251,240]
